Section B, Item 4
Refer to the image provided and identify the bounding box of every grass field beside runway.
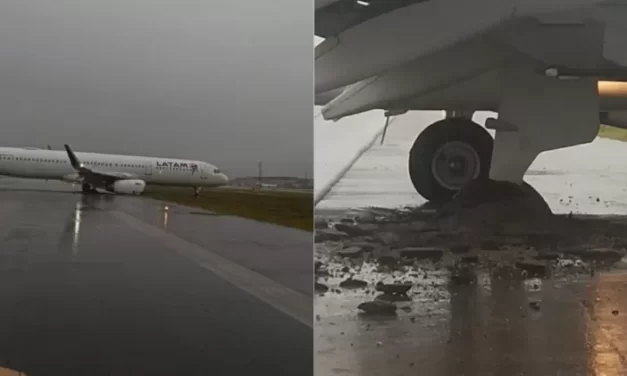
[144,186,313,231]
[598,125,627,142]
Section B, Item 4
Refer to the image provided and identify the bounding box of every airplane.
[258,183,278,188]
[315,0,627,204]
[0,145,229,196]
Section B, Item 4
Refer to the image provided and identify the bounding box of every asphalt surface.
[314,115,627,376]
[0,179,312,376]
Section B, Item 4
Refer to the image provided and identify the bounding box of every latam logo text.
[156,161,198,172]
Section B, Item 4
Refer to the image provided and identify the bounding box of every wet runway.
[316,264,627,376]
[314,113,627,376]
[0,179,312,376]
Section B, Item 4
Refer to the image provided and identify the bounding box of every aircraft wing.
[315,0,427,38]
[315,0,606,94]
[64,144,139,187]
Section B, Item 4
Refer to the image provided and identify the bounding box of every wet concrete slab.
[120,196,313,296]
[0,179,312,376]
[315,116,627,376]
[316,267,627,376]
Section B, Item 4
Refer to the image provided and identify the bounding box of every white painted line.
[314,117,397,206]
[110,210,313,328]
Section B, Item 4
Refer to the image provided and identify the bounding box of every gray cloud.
[0,0,312,178]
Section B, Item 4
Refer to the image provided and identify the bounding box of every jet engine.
[107,179,146,195]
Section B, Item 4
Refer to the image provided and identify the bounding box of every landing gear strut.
[194,187,201,198]
[81,183,97,194]
[408,117,493,203]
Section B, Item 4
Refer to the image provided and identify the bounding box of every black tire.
[408,117,493,203]
[82,183,97,194]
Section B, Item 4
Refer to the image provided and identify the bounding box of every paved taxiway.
[0,179,312,376]
[315,113,627,376]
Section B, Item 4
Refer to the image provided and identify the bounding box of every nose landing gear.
[194,187,201,198]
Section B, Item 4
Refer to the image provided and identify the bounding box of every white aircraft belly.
[155,169,191,185]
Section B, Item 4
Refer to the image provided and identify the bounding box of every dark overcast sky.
[0,1,312,178]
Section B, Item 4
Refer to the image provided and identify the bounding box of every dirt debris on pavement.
[315,193,627,317]
[339,278,368,289]
[357,300,398,315]
[375,282,412,295]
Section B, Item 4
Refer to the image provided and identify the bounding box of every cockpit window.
[214,168,220,174]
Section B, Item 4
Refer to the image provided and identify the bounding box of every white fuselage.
[0,147,229,188]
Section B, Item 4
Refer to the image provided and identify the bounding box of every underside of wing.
[79,168,134,187]
[315,0,427,38]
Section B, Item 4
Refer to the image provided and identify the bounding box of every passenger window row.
[0,156,145,169]
[156,166,192,171]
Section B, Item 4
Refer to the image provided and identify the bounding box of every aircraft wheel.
[81,183,95,194]
[408,117,493,203]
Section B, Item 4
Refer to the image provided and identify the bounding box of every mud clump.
[337,246,367,259]
[436,179,553,229]
[399,247,445,261]
[343,242,376,253]
[357,300,397,315]
[516,259,551,278]
[373,232,401,245]
[334,223,378,237]
[376,255,399,267]
[339,278,368,289]
[375,282,412,295]
[375,293,411,302]
[315,282,329,293]
[315,218,329,229]
[315,261,322,272]
[315,228,350,243]
[460,254,479,264]
[534,253,561,261]
[560,247,624,266]
[528,301,542,311]
[450,266,477,285]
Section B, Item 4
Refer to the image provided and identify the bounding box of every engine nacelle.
[107,179,146,195]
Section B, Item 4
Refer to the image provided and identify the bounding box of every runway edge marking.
[110,210,313,328]
[314,117,396,206]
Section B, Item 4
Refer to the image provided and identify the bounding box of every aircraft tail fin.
[64,144,82,170]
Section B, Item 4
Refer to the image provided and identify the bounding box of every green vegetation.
[144,186,313,231]
[598,125,627,142]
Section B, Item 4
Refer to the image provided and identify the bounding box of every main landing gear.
[81,183,97,194]
[408,117,493,204]
[194,187,201,198]
[406,116,555,225]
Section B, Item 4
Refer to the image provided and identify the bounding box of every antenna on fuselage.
[47,144,52,150]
